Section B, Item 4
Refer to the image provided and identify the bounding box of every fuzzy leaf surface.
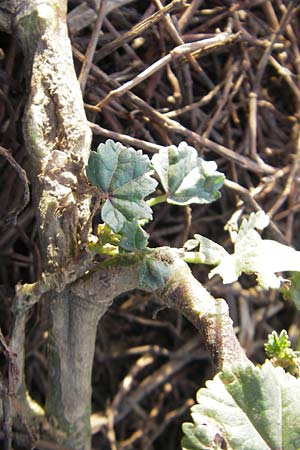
[182,360,300,450]
[151,141,224,205]
[87,139,157,232]
[138,257,170,291]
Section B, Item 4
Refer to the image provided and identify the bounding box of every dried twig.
[94,0,187,62]
[0,145,30,226]
[79,0,108,92]
[96,32,240,109]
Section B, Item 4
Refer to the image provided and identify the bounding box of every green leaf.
[138,257,170,291]
[86,140,157,232]
[265,330,292,356]
[192,211,300,289]
[265,330,300,377]
[151,141,224,205]
[182,361,300,450]
[119,221,149,252]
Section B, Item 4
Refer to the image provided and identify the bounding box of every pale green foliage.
[86,139,157,232]
[265,330,300,377]
[152,141,224,205]
[182,361,300,450]
[184,211,300,289]
[184,235,228,265]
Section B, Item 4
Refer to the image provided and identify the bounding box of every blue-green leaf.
[119,221,149,252]
[86,140,157,232]
[182,361,300,450]
[138,257,170,291]
[151,141,224,205]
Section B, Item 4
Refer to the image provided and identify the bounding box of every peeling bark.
[0,2,250,449]
[10,1,95,448]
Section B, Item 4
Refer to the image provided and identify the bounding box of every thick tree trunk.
[10,1,97,448]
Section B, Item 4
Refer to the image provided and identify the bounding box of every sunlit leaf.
[151,141,224,205]
[182,361,300,450]
[184,234,228,265]
[190,211,300,289]
[86,139,157,232]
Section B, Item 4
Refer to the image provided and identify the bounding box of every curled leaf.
[152,141,224,205]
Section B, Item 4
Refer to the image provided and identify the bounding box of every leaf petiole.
[182,251,207,264]
[147,194,168,207]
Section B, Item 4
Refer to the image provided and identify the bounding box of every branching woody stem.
[1,2,249,449]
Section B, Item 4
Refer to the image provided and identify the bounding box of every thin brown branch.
[79,0,108,92]
[94,0,187,62]
[0,145,30,226]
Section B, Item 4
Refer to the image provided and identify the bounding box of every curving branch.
[1,1,249,449]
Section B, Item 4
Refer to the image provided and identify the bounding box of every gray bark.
[10,1,96,448]
[0,2,249,449]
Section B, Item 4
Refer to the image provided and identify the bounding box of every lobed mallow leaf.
[151,141,224,205]
[87,140,157,232]
[182,360,300,450]
[190,211,300,289]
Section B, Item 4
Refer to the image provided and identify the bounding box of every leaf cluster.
[86,139,224,290]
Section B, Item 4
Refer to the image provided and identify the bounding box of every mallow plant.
[12,138,300,449]
[86,139,300,450]
[86,139,225,290]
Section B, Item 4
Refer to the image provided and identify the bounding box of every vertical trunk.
[46,291,105,449]
[13,1,96,448]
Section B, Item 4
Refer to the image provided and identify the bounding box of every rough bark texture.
[11,1,96,448]
[71,249,249,373]
[0,2,250,449]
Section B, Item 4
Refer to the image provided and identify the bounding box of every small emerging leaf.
[152,141,224,205]
[119,221,149,252]
[182,361,300,450]
[87,140,157,232]
[265,330,300,377]
[139,257,170,291]
[184,234,228,265]
[265,330,292,356]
